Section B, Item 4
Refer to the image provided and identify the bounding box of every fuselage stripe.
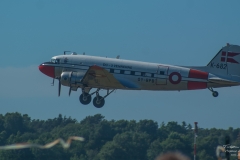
[188,69,208,79]
[188,81,207,90]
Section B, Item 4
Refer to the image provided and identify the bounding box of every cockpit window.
[51,59,60,64]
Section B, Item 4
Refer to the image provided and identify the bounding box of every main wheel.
[79,93,92,105]
[212,91,219,97]
[93,96,105,108]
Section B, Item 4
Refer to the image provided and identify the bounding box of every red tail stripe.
[188,69,208,79]
[228,52,240,57]
[227,58,239,64]
[221,57,225,62]
[188,82,207,90]
[222,52,226,56]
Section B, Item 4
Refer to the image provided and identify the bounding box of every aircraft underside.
[72,84,231,108]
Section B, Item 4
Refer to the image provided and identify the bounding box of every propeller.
[58,78,61,97]
[69,87,71,96]
[51,79,55,86]
[68,72,73,96]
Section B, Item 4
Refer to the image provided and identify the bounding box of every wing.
[209,77,239,85]
[81,65,126,89]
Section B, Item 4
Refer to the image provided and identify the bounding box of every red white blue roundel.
[169,72,182,84]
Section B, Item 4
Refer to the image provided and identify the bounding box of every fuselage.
[38,44,240,108]
[39,54,233,91]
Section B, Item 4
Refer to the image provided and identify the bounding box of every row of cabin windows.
[108,69,165,77]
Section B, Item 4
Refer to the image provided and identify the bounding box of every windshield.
[51,58,60,64]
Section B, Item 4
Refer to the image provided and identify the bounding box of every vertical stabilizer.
[207,44,240,77]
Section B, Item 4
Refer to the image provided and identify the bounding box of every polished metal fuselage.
[40,55,237,91]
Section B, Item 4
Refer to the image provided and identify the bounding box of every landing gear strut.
[92,89,115,108]
[208,87,219,97]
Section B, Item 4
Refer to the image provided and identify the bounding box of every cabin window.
[145,73,152,77]
[125,71,131,74]
[114,70,121,74]
[135,72,141,76]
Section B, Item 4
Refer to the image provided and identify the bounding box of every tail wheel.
[79,93,92,105]
[93,96,105,108]
[212,91,219,97]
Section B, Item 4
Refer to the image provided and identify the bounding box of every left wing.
[81,65,126,89]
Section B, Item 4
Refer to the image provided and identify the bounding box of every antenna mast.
[64,51,71,55]
[194,122,198,160]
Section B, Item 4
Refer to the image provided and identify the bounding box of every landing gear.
[79,93,92,105]
[92,89,115,108]
[79,88,92,105]
[79,88,115,108]
[212,91,219,97]
[93,96,105,108]
[93,88,115,108]
[208,87,219,97]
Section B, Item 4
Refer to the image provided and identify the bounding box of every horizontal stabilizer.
[209,77,239,85]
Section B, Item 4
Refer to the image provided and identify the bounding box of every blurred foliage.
[0,112,239,160]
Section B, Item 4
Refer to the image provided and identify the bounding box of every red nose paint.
[39,65,55,78]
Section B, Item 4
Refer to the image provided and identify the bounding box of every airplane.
[39,44,240,108]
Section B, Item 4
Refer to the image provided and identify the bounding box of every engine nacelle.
[60,71,85,87]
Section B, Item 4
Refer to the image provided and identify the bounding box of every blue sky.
[0,1,240,129]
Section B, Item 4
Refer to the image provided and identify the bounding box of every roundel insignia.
[169,72,182,84]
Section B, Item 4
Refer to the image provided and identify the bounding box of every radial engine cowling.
[60,71,85,87]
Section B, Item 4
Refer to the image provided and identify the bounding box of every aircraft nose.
[38,64,55,78]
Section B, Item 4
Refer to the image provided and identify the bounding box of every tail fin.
[207,44,240,76]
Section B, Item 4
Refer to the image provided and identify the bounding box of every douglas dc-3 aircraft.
[39,44,240,108]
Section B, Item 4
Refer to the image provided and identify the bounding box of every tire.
[212,91,219,97]
[79,93,92,105]
[93,96,105,108]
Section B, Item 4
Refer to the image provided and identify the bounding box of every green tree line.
[0,112,239,160]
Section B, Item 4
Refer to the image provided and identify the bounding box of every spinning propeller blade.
[51,79,55,86]
[69,87,71,96]
[68,72,73,96]
[58,79,61,97]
